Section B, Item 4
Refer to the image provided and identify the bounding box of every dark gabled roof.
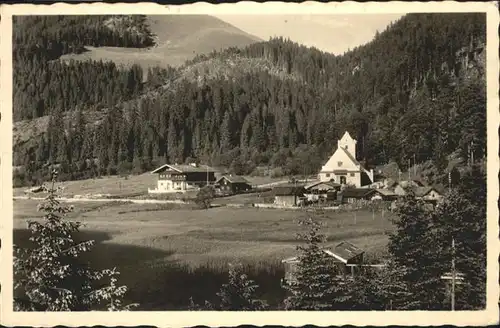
[273,186,306,196]
[412,186,440,197]
[151,163,216,174]
[340,188,376,198]
[327,242,365,263]
[216,175,250,184]
[305,180,341,190]
[283,242,365,264]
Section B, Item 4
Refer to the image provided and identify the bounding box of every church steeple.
[338,131,357,158]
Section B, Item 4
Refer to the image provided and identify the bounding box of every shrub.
[195,185,216,209]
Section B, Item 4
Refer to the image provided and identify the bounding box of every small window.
[338,161,343,167]
[350,173,355,177]
[326,173,330,178]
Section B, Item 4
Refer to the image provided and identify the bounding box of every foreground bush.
[195,185,216,209]
[13,170,138,311]
[189,263,268,311]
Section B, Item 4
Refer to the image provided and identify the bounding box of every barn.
[304,181,341,202]
[215,175,252,195]
[338,188,377,203]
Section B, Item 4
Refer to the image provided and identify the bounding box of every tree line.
[14,13,486,187]
[13,15,153,120]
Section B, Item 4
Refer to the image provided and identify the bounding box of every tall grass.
[122,259,286,310]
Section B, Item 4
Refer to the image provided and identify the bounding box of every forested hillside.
[13,15,152,121]
[13,13,486,187]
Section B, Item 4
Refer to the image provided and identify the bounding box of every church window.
[350,173,355,177]
[326,173,330,178]
[338,161,343,167]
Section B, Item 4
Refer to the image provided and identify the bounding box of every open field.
[13,173,286,198]
[14,199,394,263]
[13,198,394,309]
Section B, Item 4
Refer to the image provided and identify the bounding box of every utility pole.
[206,165,209,186]
[451,237,456,311]
[448,171,452,191]
[471,140,474,165]
[413,154,416,177]
[440,237,464,311]
[408,159,411,180]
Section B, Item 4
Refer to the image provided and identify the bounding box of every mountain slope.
[13,13,486,189]
[59,15,262,70]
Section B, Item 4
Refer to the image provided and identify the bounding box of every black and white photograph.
[0,1,498,327]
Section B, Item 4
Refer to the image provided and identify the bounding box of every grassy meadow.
[13,195,395,309]
[58,15,261,73]
[13,173,285,198]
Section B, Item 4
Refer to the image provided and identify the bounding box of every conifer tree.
[431,166,486,309]
[215,263,268,311]
[13,170,137,311]
[284,217,349,310]
[388,192,446,309]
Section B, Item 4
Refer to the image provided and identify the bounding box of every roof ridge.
[339,146,361,167]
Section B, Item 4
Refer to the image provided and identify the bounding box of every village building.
[392,181,443,201]
[148,163,216,194]
[413,186,443,202]
[273,185,306,207]
[214,175,252,195]
[282,242,367,283]
[391,180,424,195]
[318,131,374,188]
[338,188,377,203]
[304,180,341,202]
[370,189,399,201]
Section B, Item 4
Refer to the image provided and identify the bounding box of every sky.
[214,14,404,55]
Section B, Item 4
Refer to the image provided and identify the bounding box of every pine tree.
[13,170,138,311]
[219,111,233,153]
[284,217,349,310]
[431,166,486,309]
[215,263,268,311]
[387,193,446,309]
[376,259,414,310]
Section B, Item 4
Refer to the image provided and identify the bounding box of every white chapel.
[318,131,374,188]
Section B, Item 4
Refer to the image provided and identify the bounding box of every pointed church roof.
[341,131,356,142]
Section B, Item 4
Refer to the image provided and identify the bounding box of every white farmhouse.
[318,131,374,188]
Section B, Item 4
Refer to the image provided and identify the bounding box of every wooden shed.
[273,185,306,207]
[338,188,376,203]
[282,242,367,283]
[215,175,252,195]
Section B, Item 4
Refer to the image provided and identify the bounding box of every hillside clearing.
[59,15,262,73]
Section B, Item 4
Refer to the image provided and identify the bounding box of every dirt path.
[256,180,289,188]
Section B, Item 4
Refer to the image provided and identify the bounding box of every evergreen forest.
[12,13,487,186]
